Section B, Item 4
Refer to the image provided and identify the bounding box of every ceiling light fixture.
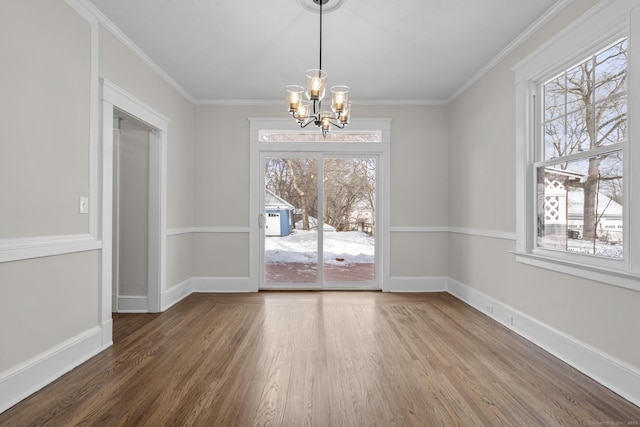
[285,0,351,137]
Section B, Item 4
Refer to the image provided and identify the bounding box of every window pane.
[596,94,627,146]
[264,157,319,283]
[544,76,565,121]
[537,151,623,259]
[566,107,591,152]
[594,39,627,102]
[544,117,565,160]
[323,158,376,283]
[566,61,591,114]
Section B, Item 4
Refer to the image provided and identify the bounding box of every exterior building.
[265,189,294,237]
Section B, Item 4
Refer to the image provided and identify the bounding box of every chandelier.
[285,0,351,137]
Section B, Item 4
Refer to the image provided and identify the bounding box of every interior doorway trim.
[101,80,169,315]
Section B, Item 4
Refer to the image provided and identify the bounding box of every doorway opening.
[102,80,168,314]
[262,155,377,288]
[249,120,390,291]
[112,114,152,312]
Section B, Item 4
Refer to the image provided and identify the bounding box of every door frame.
[249,118,391,291]
[102,80,168,313]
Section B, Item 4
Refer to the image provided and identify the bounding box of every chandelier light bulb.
[286,85,305,113]
[339,101,351,125]
[296,100,311,122]
[305,69,327,101]
[331,85,349,113]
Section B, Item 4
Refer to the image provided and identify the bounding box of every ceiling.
[86,0,562,104]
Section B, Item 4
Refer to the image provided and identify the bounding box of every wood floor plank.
[1,291,638,426]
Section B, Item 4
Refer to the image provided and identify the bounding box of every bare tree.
[265,157,375,232]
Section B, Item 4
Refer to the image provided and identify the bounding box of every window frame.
[513,0,640,291]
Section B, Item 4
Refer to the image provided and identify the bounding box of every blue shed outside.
[265,189,295,237]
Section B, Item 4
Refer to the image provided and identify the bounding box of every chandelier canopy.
[285,0,351,137]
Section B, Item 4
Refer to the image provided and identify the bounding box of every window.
[514,1,640,291]
[537,39,627,259]
[259,131,382,143]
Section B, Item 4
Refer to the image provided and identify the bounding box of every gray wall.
[0,0,99,374]
[448,0,640,370]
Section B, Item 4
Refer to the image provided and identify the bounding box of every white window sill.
[511,251,640,293]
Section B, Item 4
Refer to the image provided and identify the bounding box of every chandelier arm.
[298,117,318,128]
[326,118,346,129]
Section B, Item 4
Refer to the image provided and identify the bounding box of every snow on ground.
[566,239,623,259]
[265,230,374,265]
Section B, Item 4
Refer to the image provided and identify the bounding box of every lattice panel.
[545,196,560,221]
[544,178,565,191]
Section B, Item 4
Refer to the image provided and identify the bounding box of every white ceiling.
[86,0,562,104]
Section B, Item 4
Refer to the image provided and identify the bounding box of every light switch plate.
[79,196,89,214]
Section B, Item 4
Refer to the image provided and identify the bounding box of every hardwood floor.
[1,292,638,426]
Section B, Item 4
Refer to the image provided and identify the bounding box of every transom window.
[536,39,627,259]
[258,131,382,143]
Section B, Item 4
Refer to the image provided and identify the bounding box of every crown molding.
[72,0,196,104]
[193,98,448,107]
[448,0,574,103]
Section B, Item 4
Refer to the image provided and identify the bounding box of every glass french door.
[261,153,377,289]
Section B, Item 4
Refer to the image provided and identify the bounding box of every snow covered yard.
[265,230,374,265]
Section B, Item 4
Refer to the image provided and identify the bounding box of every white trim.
[161,278,194,311]
[389,226,517,241]
[449,0,573,103]
[0,326,110,414]
[196,98,449,106]
[388,276,448,292]
[75,0,195,104]
[103,80,170,132]
[447,278,640,408]
[147,129,165,313]
[0,235,101,263]
[161,277,252,312]
[513,0,626,80]
[448,227,517,241]
[101,98,115,335]
[167,226,251,236]
[116,295,149,313]
[390,226,449,233]
[513,251,640,292]
[192,277,252,293]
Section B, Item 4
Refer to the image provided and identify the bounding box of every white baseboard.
[447,278,640,407]
[116,295,148,313]
[388,276,448,292]
[161,278,194,311]
[192,277,251,293]
[0,326,110,414]
[160,277,250,311]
